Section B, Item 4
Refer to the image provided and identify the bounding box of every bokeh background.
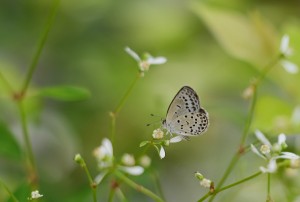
[1,0,300,201]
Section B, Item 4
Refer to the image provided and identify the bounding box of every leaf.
[191,2,278,67]
[0,123,21,160]
[37,85,91,101]
[139,140,150,147]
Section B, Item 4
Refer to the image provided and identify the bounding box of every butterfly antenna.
[146,120,161,126]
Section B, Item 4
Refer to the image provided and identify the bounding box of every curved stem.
[0,72,14,93]
[79,156,97,202]
[198,171,262,202]
[114,170,164,202]
[20,0,60,96]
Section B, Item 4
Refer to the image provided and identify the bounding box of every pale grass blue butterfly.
[162,86,209,138]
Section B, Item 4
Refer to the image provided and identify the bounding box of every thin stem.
[198,171,262,202]
[114,170,164,202]
[113,74,140,115]
[80,157,97,202]
[151,169,166,201]
[207,55,282,202]
[110,74,140,145]
[18,101,37,188]
[267,173,271,201]
[108,187,115,202]
[20,0,60,96]
[0,72,14,93]
[0,178,19,202]
[116,188,129,202]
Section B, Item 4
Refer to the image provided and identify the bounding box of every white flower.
[28,190,43,200]
[118,165,144,176]
[159,145,165,159]
[125,47,167,75]
[279,35,299,74]
[280,35,293,56]
[200,178,212,188]
[121,153,135,166]
[93,138,114,169]
[251,130,300,173]
[152,128,164,139]
[139,155,151,168]
[170,136,185,143]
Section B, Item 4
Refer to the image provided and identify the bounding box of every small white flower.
[152,128,164,139]
[170,136,184,143]
[139,155,151,168]
[260,144,271,155]
[279,35,299,74]
[200,178,212,188]
[121,153,135,166]
[125,46,167,75]
[252,130,300,173]
[93,138,113,161]
[281,60,299,74]
[118,165,144,176]
[159,145,165,159]
[29,190,43,200]
[280,35,293,56]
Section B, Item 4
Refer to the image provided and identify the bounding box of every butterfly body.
[162,86,209,137]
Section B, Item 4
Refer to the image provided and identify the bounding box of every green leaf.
[0,123,22,160]
[191,2,278,67]
[139,141,150,147]
[37,85,91,101]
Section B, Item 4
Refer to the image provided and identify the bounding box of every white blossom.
[152,128,164,139]
[139,155,151,168]
[279,35,299,74]
[121,153,135,166]
[28,190,43,200]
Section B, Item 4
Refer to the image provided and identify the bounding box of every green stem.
[0,72,14,93]
[116,188,129,202]
[198,171,262,202]
[151,169,166,201]
[18,101,37,188]
[108,187,115,202]
[0,178,19,202]
[20,0,60,96]
[80,157,97,202]
[267,173,271,201]
[207,55,283,202]
[110,74,140,145]
[114,170,164,202]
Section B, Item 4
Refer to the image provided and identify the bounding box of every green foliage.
[0,123,21,160]
[37,86,91,101]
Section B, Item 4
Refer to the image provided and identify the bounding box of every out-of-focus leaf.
[191,2,278,67]
[0,123,21,160]
[252,96,294,134]
[7,182,30,202]
[37,86,91,101]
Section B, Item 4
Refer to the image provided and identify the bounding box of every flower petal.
[102,138,113,157]
[159,146,166,159]
[147,56,167,65]
[281,60,299,74]
[125,47,141,62]
[280,35,290,55]
[277,152,300,160]
[170,136,184,143]
[251,144,267,160]
[255,130,271,146]
[94,170,109,185]
[119,166,144,175]
[277,133,286,145]
[260,159,277,173]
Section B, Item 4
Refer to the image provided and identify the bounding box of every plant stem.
[80,157,97,202]
[114,170,164,202]
[20,0,60,96]
[108,187,115,202]
[151,169,166,201]
[17,101,38,188]
[110,74,141,145]
[0,178,19,202]
[198,171,262,202]
[116,188,129,202]
[0,72,14,93]
[267,173,271,201]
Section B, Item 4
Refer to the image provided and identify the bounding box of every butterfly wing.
[169,108,209,136]
[165,86,200,123]
[163,86,209,136]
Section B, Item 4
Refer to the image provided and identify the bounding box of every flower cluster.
[195,172,213,189]
[93,138,150,185]
[251,130,300,173]
[140,128,187,159]
[125,47,167,77]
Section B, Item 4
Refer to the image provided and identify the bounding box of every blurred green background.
[1,0,300,201]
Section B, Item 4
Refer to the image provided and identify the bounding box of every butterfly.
[162,86,209,138]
